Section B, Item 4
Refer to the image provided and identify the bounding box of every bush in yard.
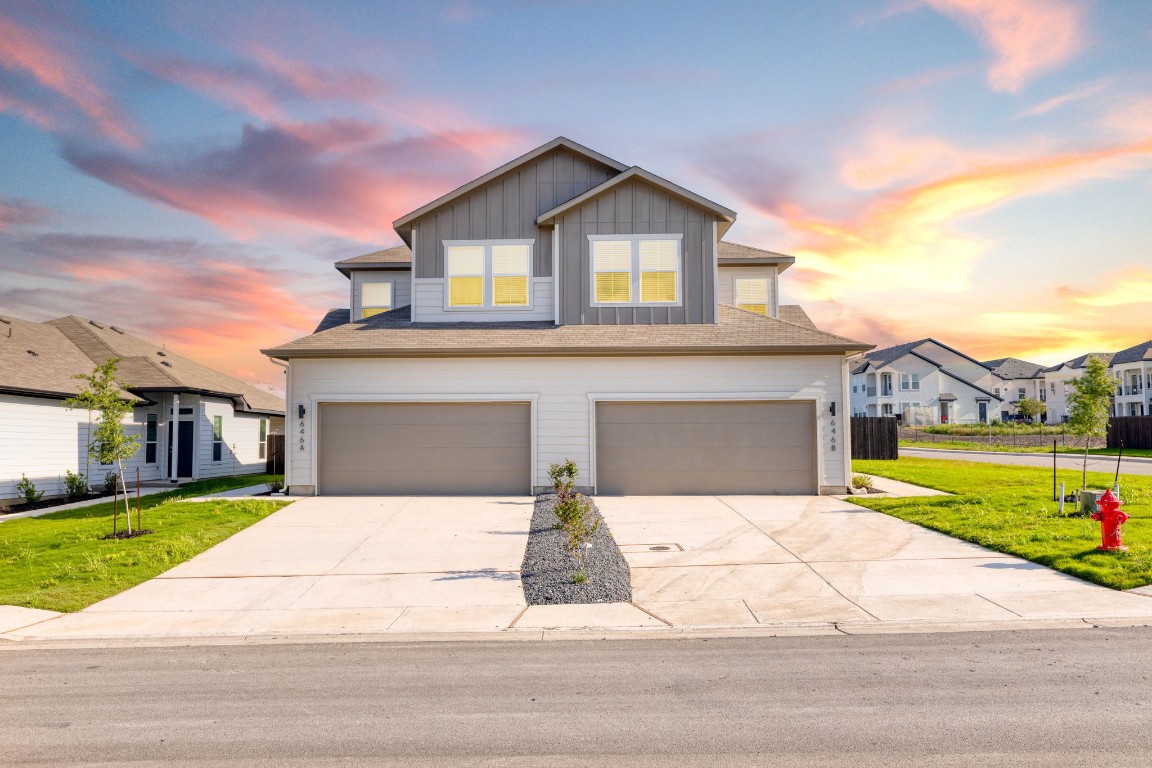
[63,470,88,501]
[548,459,600,582]
[267,477,284,494]
[16,475,44,505]
[103,471,119,495]
[548,458,578,500]
[851,474,874,490]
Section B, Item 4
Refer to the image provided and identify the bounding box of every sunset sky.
[1,0,1150,390]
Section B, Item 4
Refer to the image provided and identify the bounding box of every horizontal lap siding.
[196,398,269,479]
[0,395,162,502]
[558,178,717,325]
[411,148,617,279]
[288,355,847,492]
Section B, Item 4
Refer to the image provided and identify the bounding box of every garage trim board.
[309,393,538,495]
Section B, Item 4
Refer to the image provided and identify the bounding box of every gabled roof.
[853,338,933,370]
[717,242,795,272]
[0,313,283,414]
[982,357,1046,380]
[535,166,737,237]
[1110,340,1152,365]
[1043,352,1115,372]
[263,304,872,359]
[391,137,628,240]
[335,245,413,275]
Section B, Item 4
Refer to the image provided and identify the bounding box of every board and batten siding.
[0,394,163,503]
[350,270,412,318]
[716,266,779,317]
[195,397,273,480]
[557,178,718,326]
[287,355,850,495]
[409,147,618,280]
[411,277,554,322]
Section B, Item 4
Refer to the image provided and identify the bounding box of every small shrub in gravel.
[851,474,873,490]
[520,493,631,605]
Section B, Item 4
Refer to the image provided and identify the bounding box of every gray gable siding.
[557,178,718,326]
[409,147,617,279]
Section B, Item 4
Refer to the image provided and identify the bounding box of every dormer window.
[361,281,393,318]
[445,240,532,309]
[590,235,681,306]
[735,278,769,315]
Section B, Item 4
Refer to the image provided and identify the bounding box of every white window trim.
[588,233,683,308]
[360,279,394,318]
[443,239,535,311]
[733,276,771,314]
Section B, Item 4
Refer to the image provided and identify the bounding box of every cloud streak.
[920,0,1086,92]
[0,11,138,146]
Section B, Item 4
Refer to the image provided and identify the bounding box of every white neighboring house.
[264,137,873,497]
[0,314,285,505]
[981,357,1047,421]
[1109,340,1152,417]
[849,339,1003,425]
[1041,352,1116,423]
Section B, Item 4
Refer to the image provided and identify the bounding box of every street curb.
[5,615,1152,651]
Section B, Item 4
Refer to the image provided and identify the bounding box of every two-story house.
[981,357,1047,421]
[263,137,872,496]
[849,339,1003,424]
[1109,340,1152,417]
[1041,352,1115,423]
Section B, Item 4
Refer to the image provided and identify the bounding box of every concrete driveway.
[8,496,535,640]
[597,495,1152,629]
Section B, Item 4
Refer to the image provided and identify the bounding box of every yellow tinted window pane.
[493,276,528,306]
[449,276,484,306]
[361,307,389,318]
[737,303,768,315]
[595,272,631,303]
[641,271,676,303]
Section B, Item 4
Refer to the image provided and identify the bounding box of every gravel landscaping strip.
[520,493,632,605]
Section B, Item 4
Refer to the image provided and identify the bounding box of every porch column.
[169,392,180,483]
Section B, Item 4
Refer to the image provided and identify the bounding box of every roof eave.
[335,261,413,277]
[718,257,796,272]
[262,343,873,361]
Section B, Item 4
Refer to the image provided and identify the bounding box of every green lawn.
[899,440,1152,459]
[0,475,290,612]
[851,458,1152,590]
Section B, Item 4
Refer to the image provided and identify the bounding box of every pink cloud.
[0,197,50,230]
[62,122,531,240]
[0,11,138,146]
[921,0,1087,92]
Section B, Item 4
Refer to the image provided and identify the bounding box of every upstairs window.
[734,277,769,315]
[361,281,393,318]
[445,241,531,308]
[900,373,920,391]
[590,235,681,306]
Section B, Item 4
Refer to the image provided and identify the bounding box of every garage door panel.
[596,401,816,495]
[597,470,812,496]
[596,421,814,449]
[319,403,530,495]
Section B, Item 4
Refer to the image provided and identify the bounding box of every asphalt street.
[4,627,1152,766]
[900,447,1152,476]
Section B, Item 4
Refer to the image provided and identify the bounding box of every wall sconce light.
[829,402,836,417]
[298,404,306,418]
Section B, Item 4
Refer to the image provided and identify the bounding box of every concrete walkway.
[0,486,172,523]
[901,447,1152,476]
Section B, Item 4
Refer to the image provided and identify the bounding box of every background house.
[1,314,284,504]
[1109,340,1152,417]
[981,357,1047,421]
[1041,352,1116,423]
[266,137,871,497]
[850,339,1003,424]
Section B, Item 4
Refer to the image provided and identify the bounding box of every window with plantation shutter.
[443,240,534,310]
[735,277,769,315]
[589,234,682,306]
[361,281,393,318]
[593,240,632,303]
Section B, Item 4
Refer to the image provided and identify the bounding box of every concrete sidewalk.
[901,447,1152,476]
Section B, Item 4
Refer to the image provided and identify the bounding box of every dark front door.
[978,402,987,423]
[177,421,194,477]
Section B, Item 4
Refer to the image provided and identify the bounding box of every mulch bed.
[1,490,116,515]
[100,529,155,540]
[520,493,632,605]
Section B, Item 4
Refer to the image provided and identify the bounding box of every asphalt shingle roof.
[981,357,1046,379]
[1043,352,1116,372]
[1110,340,1152,365]
[0,313,283,414]
[263,304,872,358]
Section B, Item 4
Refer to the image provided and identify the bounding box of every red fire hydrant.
[1090,489,1129,552]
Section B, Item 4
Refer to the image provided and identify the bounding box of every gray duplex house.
[264,138,871,497]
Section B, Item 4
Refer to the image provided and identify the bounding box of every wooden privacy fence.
[851,416,898,460]
[266,433,285,474]
[1108,416,1152,450]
